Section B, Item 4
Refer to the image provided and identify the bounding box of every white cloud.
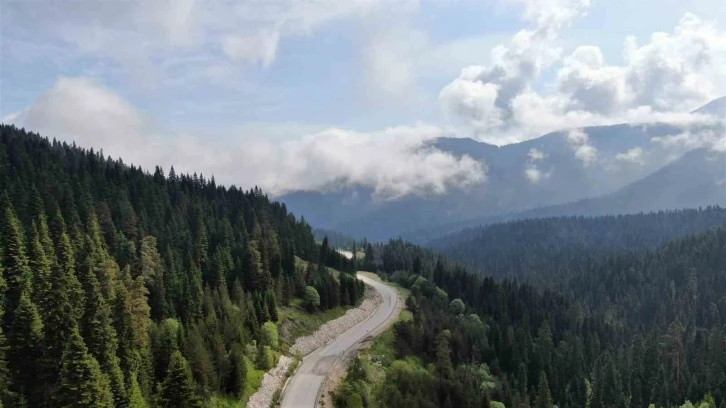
[528,147,546,161]
[523,147,550,183]
[359,14,428,102]
[440,79,503,132]
[567,128,598,165]
[2,0,397,82]
[7,77,485,200]
[440,8,726,145]
[524,166,551,183]
[440,0,590,143]
[222,30,280,67]
[615,147,645,164]
[651,128,726,152]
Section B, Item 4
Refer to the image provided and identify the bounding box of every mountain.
[400,147,726,243]
[281,105,725,241]
[692,95,726,115]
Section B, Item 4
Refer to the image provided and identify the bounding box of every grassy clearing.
[243,356,266,402]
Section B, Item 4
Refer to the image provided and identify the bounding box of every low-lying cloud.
[4,77,485,200]
[567,128,598,166]
[615,147,645,165]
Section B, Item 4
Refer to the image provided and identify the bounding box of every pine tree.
[0,197,31,329]
[266,291,279,322]
[224,345,247,397]
[535,371,553,408]
[246,242,264,292]
[126,372,149,408]
[7,286,44,406]
[28,221,53,321]
[80,257,128,407]
[56,327,114,408]
[44,232,84,379]
[0,256,9,406]
[435,331,454,379]
[158,350,201,408]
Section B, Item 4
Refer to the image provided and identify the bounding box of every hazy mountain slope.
[510,147,726,217]
[280,99,725,241]
[399,147,726,243]
[692,95,726,115]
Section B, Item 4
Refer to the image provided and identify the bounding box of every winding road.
[280,273,398,408]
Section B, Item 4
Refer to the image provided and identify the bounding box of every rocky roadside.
[246,356,294,408]
[245,286,382,408]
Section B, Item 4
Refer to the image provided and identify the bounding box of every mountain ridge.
[281,102,726,241]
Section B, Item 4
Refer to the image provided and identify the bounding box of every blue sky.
[2,0,725,196]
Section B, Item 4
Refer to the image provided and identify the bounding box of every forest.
[431,208,726,285]
[337,224,726,408]
[0,124,364,407]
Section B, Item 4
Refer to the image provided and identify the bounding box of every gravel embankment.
[246,356,294,408]
[247,286,382,408]
[290,289,382,356]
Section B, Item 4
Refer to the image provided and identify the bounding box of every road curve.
[280,273,398,408]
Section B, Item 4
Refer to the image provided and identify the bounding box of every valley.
[3,2,726,407]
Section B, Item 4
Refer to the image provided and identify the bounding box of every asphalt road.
[280,273,398,408]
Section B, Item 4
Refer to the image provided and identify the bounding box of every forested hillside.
[345,228,726,407]
[432,207,726,284]
[0,124,362,407]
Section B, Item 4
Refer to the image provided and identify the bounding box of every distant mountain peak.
[691,96,726,115]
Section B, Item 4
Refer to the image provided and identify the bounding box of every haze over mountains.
[281,98,726,242]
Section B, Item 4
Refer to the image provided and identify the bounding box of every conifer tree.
[80,257,128,406]
[28,221,53,320]
[0,257,9,407]
[56,327,114,408]
[435,331,454,379]
[44,232,84,376]
[158,350,201,408]
[0,197,31,329]
[224,345,247,397]
[535,371,554,408]
[126,372,149,408]
[7,285,43,406]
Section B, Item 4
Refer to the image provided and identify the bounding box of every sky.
[2,0,725,197]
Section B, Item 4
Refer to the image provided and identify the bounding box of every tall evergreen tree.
[7,284,43,406]
[28,221,53,322]
[0,257,9,407]
[80,256,128,407]
[0,196,31,330]
[56,327,114,408]
[44,232,84,383]
[158,350,201,408]
[535,371,554,408]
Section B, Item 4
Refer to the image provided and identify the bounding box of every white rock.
[246,356,294,408]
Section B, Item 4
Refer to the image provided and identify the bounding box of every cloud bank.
[5,78,485,199]
[440,2,726,145]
